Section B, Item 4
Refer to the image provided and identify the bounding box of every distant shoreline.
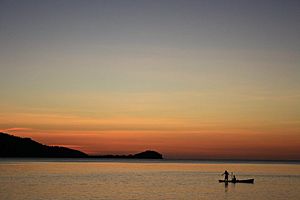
[0,132,163,159]
[0,157,299,165]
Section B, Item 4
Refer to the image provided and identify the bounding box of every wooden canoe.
[219,179,254,183]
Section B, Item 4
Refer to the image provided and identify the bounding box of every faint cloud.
[0,127,33,132]
[49,144,82,149]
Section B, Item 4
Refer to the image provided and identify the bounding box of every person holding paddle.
[222,170,229,181]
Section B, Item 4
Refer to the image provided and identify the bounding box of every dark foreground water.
[0,159,299,200]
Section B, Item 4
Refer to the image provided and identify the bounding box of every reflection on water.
[223,181,238,193]
[224,182,229,192]
[0,159,299,200]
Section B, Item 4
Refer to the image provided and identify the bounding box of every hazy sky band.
[0,0,299,159]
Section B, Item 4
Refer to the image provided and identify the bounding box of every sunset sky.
[0,0,299,159]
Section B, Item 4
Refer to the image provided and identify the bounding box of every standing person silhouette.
[222,170,229,181]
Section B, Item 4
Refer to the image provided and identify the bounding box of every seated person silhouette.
[232,175,237,183]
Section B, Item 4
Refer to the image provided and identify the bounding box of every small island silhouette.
[0,132,163,159]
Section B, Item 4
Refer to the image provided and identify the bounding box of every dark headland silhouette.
[0,132,163,159]
[0,132,87,158]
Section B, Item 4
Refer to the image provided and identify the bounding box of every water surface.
[0,159,299,200]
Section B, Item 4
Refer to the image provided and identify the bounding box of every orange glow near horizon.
[1,95,300,160]
[2,124,300,160]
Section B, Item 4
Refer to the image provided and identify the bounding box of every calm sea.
[0,159,299,200]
